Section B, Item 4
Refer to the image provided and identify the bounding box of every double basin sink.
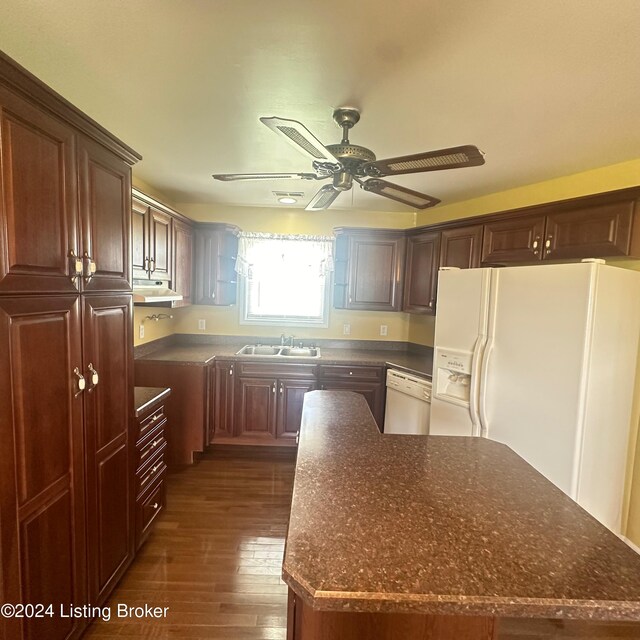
[235,344,321,358]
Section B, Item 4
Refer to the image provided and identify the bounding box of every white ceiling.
[2,0,640,212]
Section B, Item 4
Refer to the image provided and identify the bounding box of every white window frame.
[237,234,333,329]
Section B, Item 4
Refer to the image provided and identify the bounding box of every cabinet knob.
[149,257,156,273]
[279,384,283,394]
[272,383,276,394]
[349,371,353,375]
[428,299,434,308]
[152,502,159,510]
[144,257,150,272]
[545,235,553,254]
[229,366,233,376]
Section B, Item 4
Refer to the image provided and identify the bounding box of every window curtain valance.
[235,232,334,280]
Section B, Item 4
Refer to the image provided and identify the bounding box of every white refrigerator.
[430,259,640,534]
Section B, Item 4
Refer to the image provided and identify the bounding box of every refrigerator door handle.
[469,334,487,436]
[478,339,494,437]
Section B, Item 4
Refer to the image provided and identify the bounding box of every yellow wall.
[416,158,640,227]
[133,306,178,347]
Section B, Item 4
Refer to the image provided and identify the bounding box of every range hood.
[133,280,183,305]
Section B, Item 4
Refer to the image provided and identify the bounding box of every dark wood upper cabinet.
[173,218,194,307]
[403,231,441,314]
[149,208,172,281]
[0,86,80,295]
[132,196,173,283]
[82,294,133,605]
[0,296,87,640]
[78,135,132,292]
[334,228,406,312]
[193,223,240,306]
[439,225,483,269]
[544,201,635,259]
[481,215,546,264]
[131,199,150,280]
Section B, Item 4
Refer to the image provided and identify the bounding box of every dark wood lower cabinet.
[287,589,496,640]
[277,378,316,441]
[236,376,278,440]
[0,296,86,640]
[82,295,134,605]
[134,360,211,465]
[212,360,235,442]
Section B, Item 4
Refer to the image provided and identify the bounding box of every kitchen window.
[236,233,334,327]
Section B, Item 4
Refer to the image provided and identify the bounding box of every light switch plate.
[139,324,145,340]
[380,325,388,336]
[343,323,351,335]
[198,319,206,331]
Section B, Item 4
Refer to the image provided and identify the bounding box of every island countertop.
[283,391,640,621]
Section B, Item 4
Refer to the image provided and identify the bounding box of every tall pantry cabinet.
[0,53,140,640]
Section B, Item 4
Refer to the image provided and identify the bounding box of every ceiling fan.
[212,108,485,211]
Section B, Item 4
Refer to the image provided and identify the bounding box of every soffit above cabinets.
[2,0,640,211]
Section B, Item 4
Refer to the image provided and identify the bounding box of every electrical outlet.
[198,319,206,331]
[380,324,388,336]
[343,323,351,336]
[139,324,145,340]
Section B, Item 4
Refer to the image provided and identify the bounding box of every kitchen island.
[284,391,640,639]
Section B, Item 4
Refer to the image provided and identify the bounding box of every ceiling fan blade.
[212,172,320,182]
[260,117,340,166]
[362,179,440,210]
[305,185,341,211]
[362,145,485,177]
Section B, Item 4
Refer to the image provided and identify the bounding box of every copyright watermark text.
[1,603,169,622]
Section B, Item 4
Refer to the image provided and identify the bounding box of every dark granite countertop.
[283,390,640,620]
[135,341,432,378]
[134,386,171,417]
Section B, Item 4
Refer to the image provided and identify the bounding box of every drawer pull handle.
[151,439,161,449]
[279,384,283,394]
[141,463,162,487]
[152,502,159,510]
[272,383,276,394]
[349,371,353,375]
[88,363,99,387]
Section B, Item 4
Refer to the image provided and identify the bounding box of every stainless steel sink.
[234,344,321,358]
[235,345,282,356]
[279,347,320,358]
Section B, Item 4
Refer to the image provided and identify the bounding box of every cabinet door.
[277,378,316,441]
[347,236,405,311]
[0,296,87,640]
[319,381,385,429]
[213,360,235,441]
[132,199,150,280]
[193,228,217,305]
[82,295,133,604]
[149,208,172,281]
[482,215,545,264]
[0,87,80,295]
[236,377,277,440]
[403,232,440,314]
[173,218,194,307]
[78,136,132,292]
[440,225,483,269]
[544,202,634,259]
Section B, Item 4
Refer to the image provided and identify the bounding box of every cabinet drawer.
[137,404,166,441]
[136,424,166,471]
[236,362,317,379]
[318,364,383,382]
[136,446,167,497]
[136,476,165,550]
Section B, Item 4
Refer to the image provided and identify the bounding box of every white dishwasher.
[383,369,431,434]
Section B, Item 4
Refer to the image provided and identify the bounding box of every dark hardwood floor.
[84,449,296,639]
[83,449,639,639]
